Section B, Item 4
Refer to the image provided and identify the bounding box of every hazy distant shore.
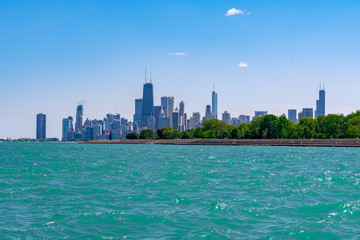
[85,139,360,147]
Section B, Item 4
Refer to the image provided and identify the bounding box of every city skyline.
[56,81,326,142]
[1,1,360,139]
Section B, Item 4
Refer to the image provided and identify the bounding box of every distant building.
[75,104,83,133]
[189,112,201,129]
[239,115,250,124]
[172,111,179,130]
[153,106,162,130]
[168,97,175,127]
[315,86,326,118]
[212,90,218,119]
[36,113,46,140]
[111,129,122,140]
[161,96,169,117]
[222,111,231,124]
[134,98,143,126]
[147,116,156,131]
[205,105,211,120]
[159,117,171,129]
[62,116,73,141]
[298,108,313,120]
[106,114,115,126]
[92,124,101,140]
[230,118,240,126]
[254,111,267,119]
[141,82,154,128]
[288,109,297,122]
[179,101,185,129]
[112,119,121,130]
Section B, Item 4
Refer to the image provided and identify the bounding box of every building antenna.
[145,68,147,83]
[323,81,325,91]
[213,83,215,92]
[150,70,152,83]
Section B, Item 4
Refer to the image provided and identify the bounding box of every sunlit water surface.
[1,142,360,239]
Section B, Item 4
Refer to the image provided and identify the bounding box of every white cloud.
[237,62,249,68]
[169,52,186,56]
[225,8,244,16]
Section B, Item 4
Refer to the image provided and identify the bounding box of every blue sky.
[1,0,360,139]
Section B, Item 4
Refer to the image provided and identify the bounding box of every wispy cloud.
[237,62,249,68]
[169,52,186,56]
[225,8,244,16]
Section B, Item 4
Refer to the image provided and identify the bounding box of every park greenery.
[127,110,360,140]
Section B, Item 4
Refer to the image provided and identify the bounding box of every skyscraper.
[205,105,211,120]
[166,97,174,127]
[298,108,313,120]
[141,82,154,128]
[134,98,143,126]
[222,111,231,124]
[161,96,168,116]
[62,116,73,141]
[315,85,325,118]
[179,101,185,128]
[288,109,297,122]
[172,111,179,130]
[153,106,162,130]
[212,90,218,119]
[36,113,46,140]
[75,104,83,133]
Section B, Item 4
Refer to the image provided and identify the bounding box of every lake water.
[1,142,360,239]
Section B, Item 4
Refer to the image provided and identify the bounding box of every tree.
[298,117,317,139]
[126,132,139,139]
[259,115,279,139]
[181,130,194,139]
[228,127,241,139]
[322,114,346,138]
[140,129,157,139]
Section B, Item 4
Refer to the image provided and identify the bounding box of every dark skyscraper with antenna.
[141,71,154,128]
[315,83,325,118]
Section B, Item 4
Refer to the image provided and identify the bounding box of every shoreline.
[84,138,360,147]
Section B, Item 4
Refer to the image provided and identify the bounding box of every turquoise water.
[1,143,360,239]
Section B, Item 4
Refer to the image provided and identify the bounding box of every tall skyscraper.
[75,104,83,133]
[165,96,174,127]
[179,101,185,128]
[212,90,218,119]
[161,96,168,116]
[205,105,212,120]
[134,98,143,126]
[36,113,46,140]
[288,109,297,122]
[141,82,154,128]
[315,85,325,118]
[172,111,179,130]
[153,106,162,130]
[62,116,73,141]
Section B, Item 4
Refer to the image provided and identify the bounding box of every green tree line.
[127,111,360,140]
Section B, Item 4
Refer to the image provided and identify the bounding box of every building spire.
[145,68,147,83]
